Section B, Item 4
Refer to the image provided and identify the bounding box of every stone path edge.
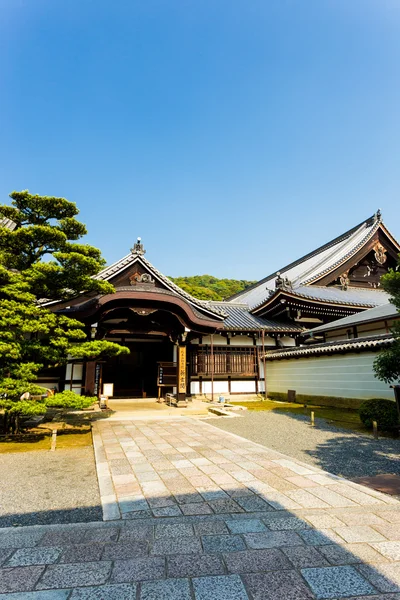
[92,425,121,521]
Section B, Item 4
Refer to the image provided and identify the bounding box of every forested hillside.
[168,275,256,301]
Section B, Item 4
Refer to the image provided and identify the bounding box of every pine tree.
[374,258,400,384]
[0,191,128,433]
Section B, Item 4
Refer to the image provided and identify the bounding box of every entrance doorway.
[102,339,173,398]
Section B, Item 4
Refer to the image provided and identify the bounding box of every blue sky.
[1,1,399,280]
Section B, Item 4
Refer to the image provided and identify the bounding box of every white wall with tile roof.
[267,352,394,400]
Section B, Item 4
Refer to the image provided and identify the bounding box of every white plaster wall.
[190,381,200,394]
[267,352,395,400]
[202,381,229,394]
[358,327,387,338]
[231,380,257,393]
[256,335,276,347]
[230,335,254,347]
[201,335,228,345]
[279,336,296,347]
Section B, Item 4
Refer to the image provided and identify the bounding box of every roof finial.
[131,237,146,255]
[375,208,382,222]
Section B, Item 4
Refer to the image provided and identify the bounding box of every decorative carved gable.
[332,245,396,289]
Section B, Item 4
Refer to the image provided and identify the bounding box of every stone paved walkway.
[2,417,400,599]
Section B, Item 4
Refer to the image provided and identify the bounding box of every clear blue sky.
[1,1,399,280]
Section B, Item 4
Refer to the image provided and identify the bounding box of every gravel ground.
[0,447,102,528]
[208,410,400,479]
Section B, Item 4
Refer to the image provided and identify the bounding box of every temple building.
[40,210,399,404]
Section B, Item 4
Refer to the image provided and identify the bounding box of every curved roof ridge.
[293,220,373,286]
[226,213,377,303]
[300,219,380,285]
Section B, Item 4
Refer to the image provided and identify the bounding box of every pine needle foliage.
[0,191,128,433]
[374,256,400,384]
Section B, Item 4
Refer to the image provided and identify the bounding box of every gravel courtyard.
[0,447,102,528]
[208,410,400,479]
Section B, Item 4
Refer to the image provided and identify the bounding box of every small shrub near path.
[359,398,399,431]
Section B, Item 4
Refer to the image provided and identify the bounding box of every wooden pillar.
[84,361,96,396]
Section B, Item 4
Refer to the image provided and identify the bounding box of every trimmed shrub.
[359,398,399,430]
[45,391,96,411]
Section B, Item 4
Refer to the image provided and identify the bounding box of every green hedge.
[359,398,399,430]
[45,391,96,411]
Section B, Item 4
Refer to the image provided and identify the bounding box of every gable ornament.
[339,270,350,290]
[131,237,146,255]
[129,271,155,285]
[373,242,387,265]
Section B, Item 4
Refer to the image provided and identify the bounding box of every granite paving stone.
[208,499,244,514]
[0,566,45,594]
[235,496,273,512]
[69,583,137,599]
[59,543,105,564]
[0,592,71,599]
[225,518,267,534]
[36,562,112,590]
[194,520,229,536]
[319,543,389,565]
[371,541,400,561]
[193,574,249,600]
[118,525,154,543]
[282,545,330,568]
[334,526,387,544]
[140,577,192,600]
[111,557,165,583]
[0,548,14,566]
[223,548,292,573]
[357,563,400,593]
[6,547,62,567]
[299,529,346,546]
[155,522,194,538]
[244,530,304,549]
[101,541,148,560]
[167,553,225,578]
[301,565,376,599]
[38,530,87,547]
[303,514,346,529]
[244,570,314,600]
[180,502,213,515]
[264,516,311,531]
[151,505,182,517]
[202,534,246,553]
[83,528,120,543]
[0,532,44,549]
[373,524,400,541]
[150,536,202,555]
[333,511,387,527]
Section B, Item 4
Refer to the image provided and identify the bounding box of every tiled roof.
[94,251,226,320]
[229,213,399,309]
[266,333,394,360]
[252,285,390,313]
[307,302,399,335]
[210,303,304,332]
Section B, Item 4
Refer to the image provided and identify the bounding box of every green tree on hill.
[169,274,256,301]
